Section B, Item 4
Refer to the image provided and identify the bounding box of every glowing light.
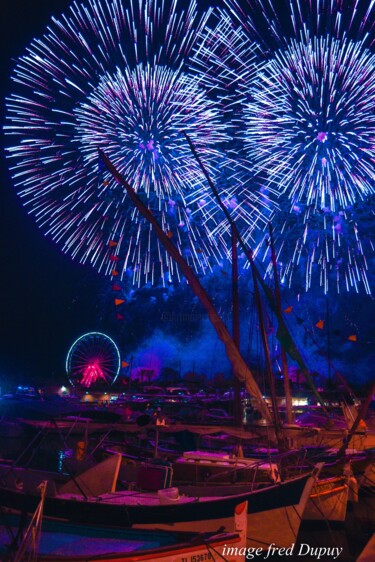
[66,332,121,388]
[81,360,108,387]
[4,0,374,294]
[243,37,375,211]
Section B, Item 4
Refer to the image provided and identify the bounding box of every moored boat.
[0,455,321,550]
[303,473,351,522]
[0,498,248,562]
[357,460,375,489]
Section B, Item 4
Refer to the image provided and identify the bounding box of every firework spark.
[226,0,375,50]
[225,0,375,293]
[244,36,375,211]
[254,200,374,295]
[186,10,275,248]
[4,0,232,287]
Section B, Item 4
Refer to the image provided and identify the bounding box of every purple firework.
[225,0,375,294]
[187,10,275,249]
[4,0,233,288]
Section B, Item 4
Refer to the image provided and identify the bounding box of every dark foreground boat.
[0,455,321,549]
[0,501,248,562]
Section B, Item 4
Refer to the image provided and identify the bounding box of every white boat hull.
[136,467,321,549]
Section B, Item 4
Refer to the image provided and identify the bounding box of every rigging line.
[89,426,116,458]
[47,420,89,500]
[183,132,328,413]
[276,302,324,379]
[0,425,49,478]
[202,537,231,561]
[98,148,273,423]
[23,425,55,469]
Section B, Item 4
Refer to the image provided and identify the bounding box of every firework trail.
[4,0,234,288]
[187,10,275,249]
[226,0,375,50]
[224,0,375,293]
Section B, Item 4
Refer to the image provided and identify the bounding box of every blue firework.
[244,36,375,211]
[226,0,375,51]
[224,0,375,293]
[187,10,275,248]
[4,0,232,287]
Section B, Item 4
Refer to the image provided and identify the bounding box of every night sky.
[1,1,105,387]
[1,0,374,392]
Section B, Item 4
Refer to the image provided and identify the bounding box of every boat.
[0,454,321,550]
[20,416,115,436]
[169,450,359,528]
[109,440,361,526]
[0,491,248,562]
[357,459,375,489]
[311,448,374,492]
[303,473,351,522]
[104,438,311,489]
[171,450,281,485]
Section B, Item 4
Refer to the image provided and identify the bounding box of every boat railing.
[11,480,47,562]
[203,448,313,488]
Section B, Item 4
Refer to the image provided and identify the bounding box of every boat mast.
[99,149,273,423]
[182,132,328,413]
[232,226,243,426]
[268,223,293,424]
[251,259,286,449]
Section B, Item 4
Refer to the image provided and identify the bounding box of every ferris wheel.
[66,332,121,388]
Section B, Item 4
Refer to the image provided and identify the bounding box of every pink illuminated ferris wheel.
[66,332,121,388]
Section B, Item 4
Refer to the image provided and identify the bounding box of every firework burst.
[226,0,375,50]
[244,36,375,211]
[186,10,275,249]
[4,0,233,288]
[224,0,375,293]
[254,199,374,295]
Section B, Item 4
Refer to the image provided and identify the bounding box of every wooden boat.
[303,474,351,522]
[101,441,283,477]
[0,455,321,549]
[357,458,375,489]
[108,444,357,530]
[283,446,374,498]
[104,442,313,489]
[0,497,248,562]
[153,464,322,549]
